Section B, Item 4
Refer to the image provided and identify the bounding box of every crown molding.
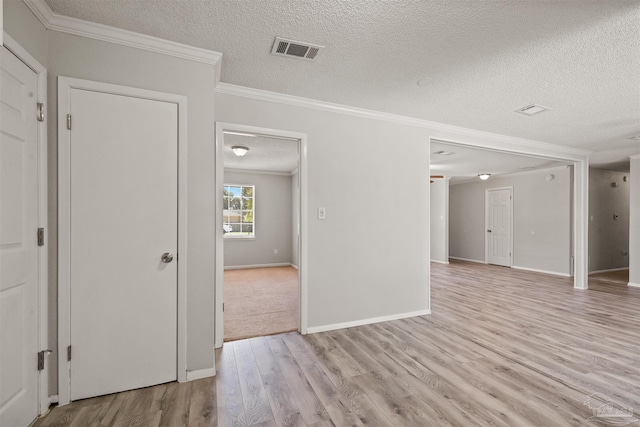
[22,0,222,66]
[215,83,592,161]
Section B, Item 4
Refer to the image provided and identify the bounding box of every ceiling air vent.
[515,104,551,116]
[271,37,323,61]
[433,150,455,156]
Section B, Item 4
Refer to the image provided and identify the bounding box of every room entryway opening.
[587,167,631,289]
[428,138,590,289]
[215,125,307,346]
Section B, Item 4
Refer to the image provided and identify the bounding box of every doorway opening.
[587,167,631,289]
[215,124,307,346]
[428,137,589,289]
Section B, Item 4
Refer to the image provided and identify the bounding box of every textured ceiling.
[45,0,640,167]
[223,134,298,173]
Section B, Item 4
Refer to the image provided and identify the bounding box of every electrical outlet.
[274,249,278,255]
[318,207,326,220]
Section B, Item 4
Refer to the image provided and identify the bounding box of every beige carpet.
[224,266,298,342]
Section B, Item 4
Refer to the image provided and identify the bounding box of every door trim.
[57,77,188,405]
[485,187,513,267]
[214,123,309,349]
[2,32,49,416]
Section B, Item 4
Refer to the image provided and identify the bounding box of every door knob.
[487,230,492,233]
[161,252,174,263]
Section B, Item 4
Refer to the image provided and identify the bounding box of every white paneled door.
[68,87,178,400]
[0,46,39,427]
[486,188,512,267]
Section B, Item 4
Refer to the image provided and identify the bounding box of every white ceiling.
[224,133,298,173]
[430,140,569,183]
[44,0,640,168]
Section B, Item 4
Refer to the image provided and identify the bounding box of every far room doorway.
[218,129,303,342]
[428,138,591,288]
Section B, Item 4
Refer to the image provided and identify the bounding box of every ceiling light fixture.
[231,146,249,157]
[478,173,491,180]
[515,104,551,116]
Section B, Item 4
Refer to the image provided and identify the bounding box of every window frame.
[223,184,255,239]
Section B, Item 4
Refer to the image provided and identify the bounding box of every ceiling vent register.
[271,37,323,61]
[515,104,551,116]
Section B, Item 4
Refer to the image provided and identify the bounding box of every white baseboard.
[306,309,431,334]
[186,367,216,381]
[291,264,299,270]
[430,259,449,265]
[449,256,484,264]
[589,267,629,275]
[49,395,59,404]
[224,262,292,270]
[512,265,571,277]
[628,282,640,288]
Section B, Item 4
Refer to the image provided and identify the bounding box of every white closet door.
[69,88,178,400]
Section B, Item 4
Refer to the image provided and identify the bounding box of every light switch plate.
[318,207,326,220]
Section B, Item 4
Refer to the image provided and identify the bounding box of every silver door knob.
[161,252,174,263]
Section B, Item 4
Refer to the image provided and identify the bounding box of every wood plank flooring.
[33,260,640,426]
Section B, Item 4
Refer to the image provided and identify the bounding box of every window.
[223,185,255,238]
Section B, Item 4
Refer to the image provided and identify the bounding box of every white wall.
[450,167,572,275]
[430,179,448,263]
[4,0,47,65]
[588,168,630,272]
[5,0,218,392]
[47,30,217,382]
[630,155,640,287]
[215,92,431,329]
[224,170,293,267]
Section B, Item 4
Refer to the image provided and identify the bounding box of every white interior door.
[0,46,39,427]
[486,188,512,267]
[68,87,178,400]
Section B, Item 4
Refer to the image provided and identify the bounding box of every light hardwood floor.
[33,260,640,426]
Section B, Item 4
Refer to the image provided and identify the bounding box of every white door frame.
[57,77,188,405]
[485,187,513,266]
[2,32,49,415]
[214,123,308,348]
[429,136,589,290]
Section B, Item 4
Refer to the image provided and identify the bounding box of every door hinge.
[67,114,72,130]
[37,350,52,371]
[67,345,72,361]
[37,228,45,246]
[37,102,45,122]
[223,303,225,312]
